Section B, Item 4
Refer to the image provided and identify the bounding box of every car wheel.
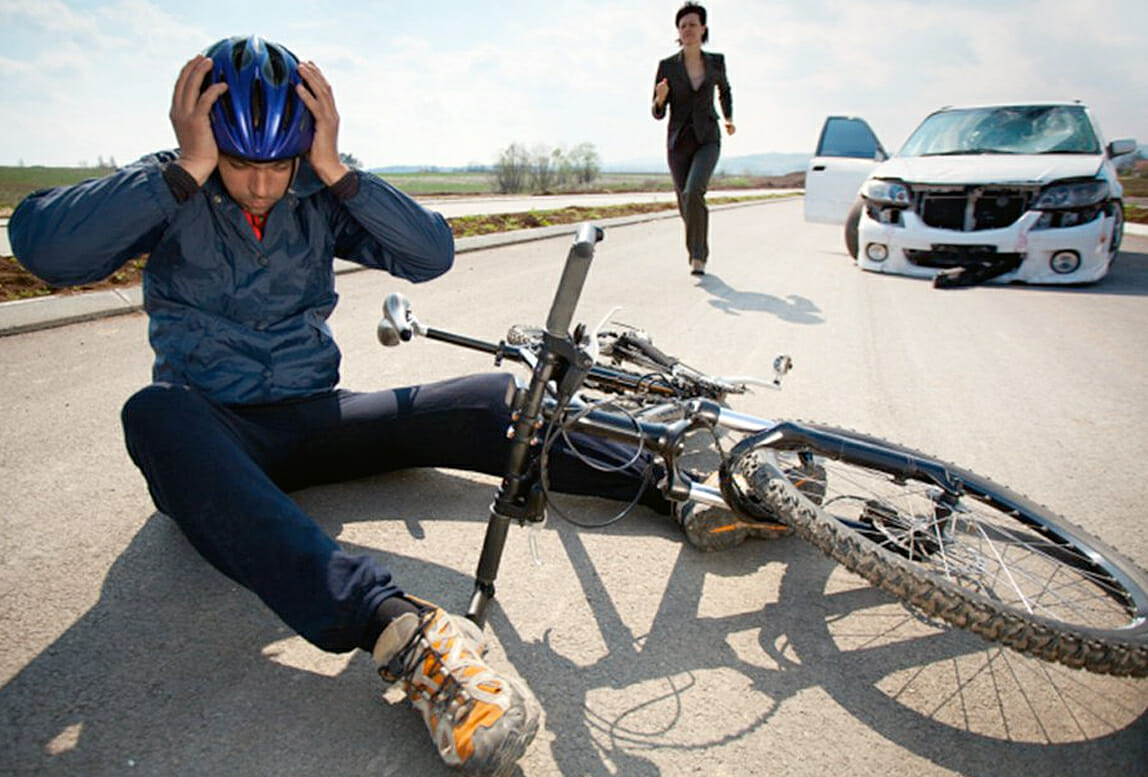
[844,199,863,260]
[1108,201,1124,263]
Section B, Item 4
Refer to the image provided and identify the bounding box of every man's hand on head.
[296,61,351,186]
[170,55,226,185]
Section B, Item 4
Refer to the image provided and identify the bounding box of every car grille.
[905,245,1023,270]
[913,186,1035,231]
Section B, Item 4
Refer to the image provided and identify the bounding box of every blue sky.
[1,0,1145,169]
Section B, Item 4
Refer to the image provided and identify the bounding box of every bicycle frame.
[382,224,967,626]
[394,224,779,624]
[375,222,1148,679]
[391,224,917,625]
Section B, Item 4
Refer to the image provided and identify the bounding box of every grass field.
[0,166,685,207]
[0,165,119,212]
[375,170,691,195]
[0,165,798,212]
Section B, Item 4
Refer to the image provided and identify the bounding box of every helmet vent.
[266,47,288,85]
[231,36,251,70]
[250,79,265,132]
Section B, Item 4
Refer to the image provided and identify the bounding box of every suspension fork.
[467,349,561,624]
[467,224,603,626]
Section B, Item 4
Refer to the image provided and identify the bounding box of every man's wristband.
[162,162,201,204]
[328,170,360,200]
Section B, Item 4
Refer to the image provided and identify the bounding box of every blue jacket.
[10,152,454,404]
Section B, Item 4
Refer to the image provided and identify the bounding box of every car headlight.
[1033,179,1109,210]
[862,179,912,207]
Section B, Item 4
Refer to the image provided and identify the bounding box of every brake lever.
[698,353,793,393]
[583,305,622,365]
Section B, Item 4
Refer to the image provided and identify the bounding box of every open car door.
[803,116,887,224]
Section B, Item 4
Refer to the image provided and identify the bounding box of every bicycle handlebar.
[545,223,603,338]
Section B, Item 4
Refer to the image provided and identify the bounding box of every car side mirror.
[874,149,888,162]
[1108,138,1137,158]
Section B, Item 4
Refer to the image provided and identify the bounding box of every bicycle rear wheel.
[737,422,1148,677]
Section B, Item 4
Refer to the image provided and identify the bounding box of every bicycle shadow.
[1,470,1144,777]
[509,497,1148,776]
[696,272,824,324]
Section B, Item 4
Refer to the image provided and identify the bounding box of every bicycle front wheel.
[740,422,1148,677]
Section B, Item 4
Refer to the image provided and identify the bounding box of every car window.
[816,117,884,159]
[899,105,1101,156]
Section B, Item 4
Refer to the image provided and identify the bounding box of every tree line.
[492,142,601,194]
[23,143,601,196]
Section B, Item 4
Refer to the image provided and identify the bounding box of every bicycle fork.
[467,224,603,626]
[468,350,559,624]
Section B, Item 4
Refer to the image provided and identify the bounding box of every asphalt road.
[2,200,1146,777]
[2,190,798,257]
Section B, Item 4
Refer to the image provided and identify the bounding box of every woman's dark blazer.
[651,50,733,150]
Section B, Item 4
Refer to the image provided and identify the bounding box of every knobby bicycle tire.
[740,422,1148,677]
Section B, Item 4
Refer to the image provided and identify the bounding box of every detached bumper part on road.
[855,206,1118,285]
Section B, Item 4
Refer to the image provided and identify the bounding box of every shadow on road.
[1,469,1144,776]
[1072,249,1148,297]
[696,273,824,324]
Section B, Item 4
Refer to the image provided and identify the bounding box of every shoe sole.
[679,502,791,552]
[463,676,540,777]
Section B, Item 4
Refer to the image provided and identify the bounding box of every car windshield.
[899,105,1101,157]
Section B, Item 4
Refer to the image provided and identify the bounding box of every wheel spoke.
[748,427,1148,676]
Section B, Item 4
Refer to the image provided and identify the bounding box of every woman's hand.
[653,77,670,108]
[724,120,737,136]
[296,61,351,186]
[170,55,227,185]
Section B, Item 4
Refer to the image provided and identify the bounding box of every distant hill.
[602,152,810,176]
[717,152,811,176]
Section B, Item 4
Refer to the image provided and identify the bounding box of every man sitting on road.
[8,35,652,776]
[9,33,779,776]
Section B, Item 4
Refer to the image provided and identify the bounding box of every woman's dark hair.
[675,2,709,43]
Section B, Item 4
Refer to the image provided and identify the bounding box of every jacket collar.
[289,157,324,197]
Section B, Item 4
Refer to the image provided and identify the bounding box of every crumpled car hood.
[875,154,1103,185]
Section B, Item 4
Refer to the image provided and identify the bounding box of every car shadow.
[1,469,1144,777]
[949,248,1148,297]
[812,241,1148,297]
[1072,248,1148,296]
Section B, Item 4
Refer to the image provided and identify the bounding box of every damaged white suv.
[804,103,1136,285]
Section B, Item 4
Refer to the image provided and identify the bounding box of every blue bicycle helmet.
[204,35,314,161]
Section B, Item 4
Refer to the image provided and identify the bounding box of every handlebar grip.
[545,223,603,337]
[620,332,679,369]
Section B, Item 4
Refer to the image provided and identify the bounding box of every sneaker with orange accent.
[674,469,796,552]
[675,499,794,551]
[374,606,540,777]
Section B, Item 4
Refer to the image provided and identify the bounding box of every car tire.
[844,199,862,260]
[1108,201,1124,263]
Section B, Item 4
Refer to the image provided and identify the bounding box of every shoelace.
[397,613,485,724]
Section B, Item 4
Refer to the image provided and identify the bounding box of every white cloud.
[0,0,1144,168]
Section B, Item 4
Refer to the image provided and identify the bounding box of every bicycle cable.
[538,394,656,529]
